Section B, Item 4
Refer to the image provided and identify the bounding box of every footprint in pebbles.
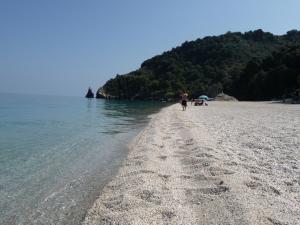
[198,186,230,195]
[158,155,167,160]
[181,157,207,165]
[208,166,235,176]
[138,190,161,205]
[161,210,176,220]
[245,180,262,190]
[185,186,229,204]
[185,138,194,145]
[158,174,171,181]
[103,194,126,210]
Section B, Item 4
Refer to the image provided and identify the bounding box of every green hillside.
[97,29,300,101]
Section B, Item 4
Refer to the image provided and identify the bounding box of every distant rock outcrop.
[85,87,94,98]
[214,92,238,101]
[96,88,116,99]
[95,88,106,99]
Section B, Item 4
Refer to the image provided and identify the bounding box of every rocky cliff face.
[214,92,238,101]
[96,88,116,99]
[85,88,94,98]
[95,88,105,99]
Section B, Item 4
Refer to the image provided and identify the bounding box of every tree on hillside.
[99,30,300,101]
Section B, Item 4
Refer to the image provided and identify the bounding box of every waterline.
[0,94,166,225]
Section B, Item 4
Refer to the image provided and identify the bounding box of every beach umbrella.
[198,95,209,100]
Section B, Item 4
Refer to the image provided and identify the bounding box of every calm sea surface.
[0,93,165,225]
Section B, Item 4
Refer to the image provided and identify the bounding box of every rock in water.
[85,88,94,98]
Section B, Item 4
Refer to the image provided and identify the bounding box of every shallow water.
[0,93,165,225]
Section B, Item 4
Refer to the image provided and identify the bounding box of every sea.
[0,93,165,225]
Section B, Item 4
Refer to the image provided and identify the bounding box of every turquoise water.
[0,93,165,225]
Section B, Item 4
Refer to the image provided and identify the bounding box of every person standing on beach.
[181,93,188,111]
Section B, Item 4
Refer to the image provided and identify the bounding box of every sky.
[0,0,300,96]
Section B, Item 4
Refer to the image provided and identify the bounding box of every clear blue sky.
[1,0,299,96]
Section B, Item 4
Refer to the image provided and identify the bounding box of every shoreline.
[83,102,300,225]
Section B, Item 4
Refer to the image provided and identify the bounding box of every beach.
[83,102,300,225]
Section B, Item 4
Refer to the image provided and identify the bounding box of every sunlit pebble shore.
[83,101,300,225]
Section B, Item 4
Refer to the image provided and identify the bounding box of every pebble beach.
[83,102,300,225]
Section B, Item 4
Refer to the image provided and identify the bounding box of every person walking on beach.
[181,92,188,111]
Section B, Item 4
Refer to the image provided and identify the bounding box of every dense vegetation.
[97,29,300,101]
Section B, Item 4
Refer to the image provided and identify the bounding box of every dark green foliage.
[235,45,300,100]
[99,29,300,100]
